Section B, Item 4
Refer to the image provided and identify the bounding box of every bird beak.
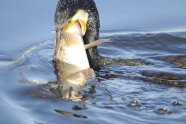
[76,19,87,35]
[62,19,87,35]
[62,10,88,35]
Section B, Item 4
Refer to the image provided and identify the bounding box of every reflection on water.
[0,30,186,124]
[154,56,186,69]
[17,57,97,102]
[33,80,96,102]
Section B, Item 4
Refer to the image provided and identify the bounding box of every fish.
[54,10,110,88]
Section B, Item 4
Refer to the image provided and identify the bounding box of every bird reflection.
[32,80,96,102]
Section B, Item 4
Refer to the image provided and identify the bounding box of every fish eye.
[67,19,71,24]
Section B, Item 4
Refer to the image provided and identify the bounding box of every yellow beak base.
[62,19,87,35]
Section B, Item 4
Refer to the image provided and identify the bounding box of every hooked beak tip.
[77,19,87,35]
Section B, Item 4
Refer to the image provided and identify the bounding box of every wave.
[99,29,186,58]
[0,40,52,65]
[100,29,186,38]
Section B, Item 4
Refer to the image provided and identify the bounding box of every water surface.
[0,0,186,124]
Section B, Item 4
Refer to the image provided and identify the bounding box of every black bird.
[54,0,151,69]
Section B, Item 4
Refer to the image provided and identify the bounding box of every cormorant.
[54,0,151,69]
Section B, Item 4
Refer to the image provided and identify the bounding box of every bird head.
[62,10,88,35]
[54,0,100,68]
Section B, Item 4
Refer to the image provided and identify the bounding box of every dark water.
[1,0,186,124]
[0,30,186,124]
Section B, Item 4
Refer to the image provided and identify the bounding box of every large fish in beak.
[54,10,88,57]
[54,10,109,88]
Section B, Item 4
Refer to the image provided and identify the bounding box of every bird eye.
[67,19,71,24]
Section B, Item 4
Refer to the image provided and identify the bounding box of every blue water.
[0,0,186,124]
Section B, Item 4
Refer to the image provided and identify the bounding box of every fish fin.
[54,30,59,56]
[55,33,66,60]
[85,39,111,49]
[82,68,95,79]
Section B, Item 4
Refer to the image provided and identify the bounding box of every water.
[0,30,186,124]
[0,0,186,124]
